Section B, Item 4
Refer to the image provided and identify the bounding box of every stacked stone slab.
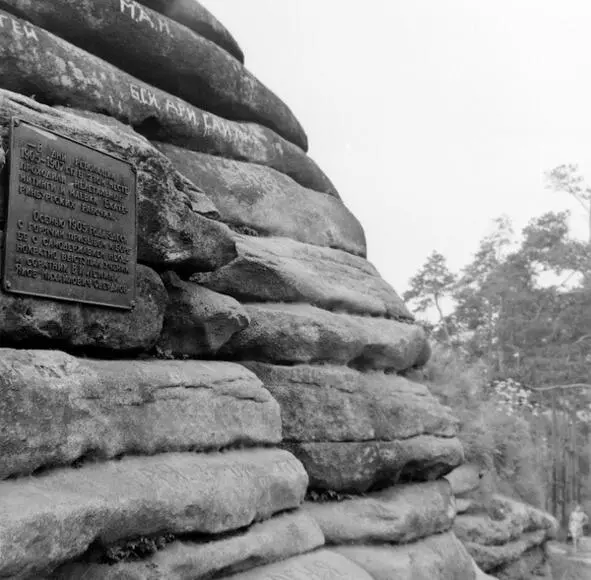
[0,2,529,579]
[445,464,559,579]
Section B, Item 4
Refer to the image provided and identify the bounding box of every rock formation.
[445,464,559,578]
[0,3,556,579]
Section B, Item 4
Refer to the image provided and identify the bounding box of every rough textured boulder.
[226,304,426,370]
[457,498,477,514]
[158,272,249,357]
[0,349,281,480]
[0,90,237,273]
[445,463,484,496]
[0,263,165,353]
[193,234,413,320]
[138,0,245,62]
[216,550,375,580]
[51,512,324,580]
[454,495,558,546]
[0,449,307,579]
[303,480,455,545]
[0,0,307,149]
[0,12,335,194]
[466,530,548,572]
[332,532,477,580]
[154,143,364,254]
[290,437,464,493]
[243,364,458,442]
[493,546,547,580]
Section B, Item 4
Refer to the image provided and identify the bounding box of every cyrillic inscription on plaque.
[3,118,137,309]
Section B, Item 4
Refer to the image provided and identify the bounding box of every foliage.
[403,250,456,344]
[103,532,176,563]
[417,346,546,507]
[404,172,591,519]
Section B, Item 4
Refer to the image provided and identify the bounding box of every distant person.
[569,504,588,553]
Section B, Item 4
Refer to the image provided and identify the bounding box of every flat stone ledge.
[288,436,464,493]
[50,511,324,580]
[302,480,455,545]
[0,449,307,579]
[0,349,281,480]
[193,234,413,320]
[223,303,426,371]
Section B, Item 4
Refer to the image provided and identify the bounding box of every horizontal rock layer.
[303,480,455,545]
[243,364,458,442]
[155,143,364,254]
[453,495,558,546]
[465,530,548,572]
[138,0,245,62]
[0,0,306,149]
[332,531,477,580]
[194,234,412,320]
[0,91,237,273]
[51,511,324,580]
[0,349,281,480]
[493,546,547,580]
[217,550,375,580]
[0,12,334,194]
[228,304,426,370]
[0,449,307,579]
[289,437,464,493]
[0,263,165,353]
[158,273,250,357]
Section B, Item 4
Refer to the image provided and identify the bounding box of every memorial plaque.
[3,118,137,309]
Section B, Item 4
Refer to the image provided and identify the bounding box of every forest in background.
[404,164,591,529]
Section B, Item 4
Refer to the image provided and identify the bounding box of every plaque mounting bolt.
[5,281,11,289]
[130,300,137,309]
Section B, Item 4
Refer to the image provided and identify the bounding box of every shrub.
[414,345,546,508]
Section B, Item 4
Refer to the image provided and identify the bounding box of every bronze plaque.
[3,118,137,309]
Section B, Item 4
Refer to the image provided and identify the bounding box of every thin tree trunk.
[552,392,559,518]
[571,406,577,505]
[433,295,452,348]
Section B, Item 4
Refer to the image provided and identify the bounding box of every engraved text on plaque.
[3,118,137,309]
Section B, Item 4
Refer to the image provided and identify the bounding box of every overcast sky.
[200,0,591,296]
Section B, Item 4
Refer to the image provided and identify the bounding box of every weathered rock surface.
[303,480,455,545]
[0,449,307,579]
[0,12,335,194]
[0,349,281,480]
[158,272,249,357]
[289,437,464,493]
[139,0,245,62]
[466,530,548,572]
[445,463,484,496]
[154,143,364,254]
[332,531,477,580]
[0,0,307,149]
[0,264,165,353]
[454,496,558,546]
[473,560,499,579]
[193,234,413,320]
[51,511,324,580]
[216,550,375,580]
[0,90,237,273]
[242,364,458,442]
[222,303,425,370]
[457,498,477,514]
[493,546,546,580]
